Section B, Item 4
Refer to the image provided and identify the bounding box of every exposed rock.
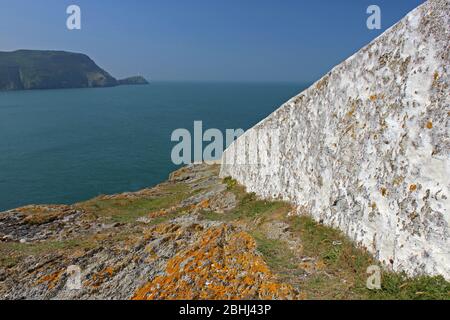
[0,164,298,300]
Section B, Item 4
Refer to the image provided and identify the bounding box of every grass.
[0,239,97,268]
[251,231,297,270]
[284,215,450,300]
[202,178,291,223]
[205,177,450,300]
[78,183,190,224]
[366,273,450,300]
[2,173,448,300]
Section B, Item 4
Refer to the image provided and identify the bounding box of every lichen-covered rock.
[221,0,450,279]
[0,164,299,300]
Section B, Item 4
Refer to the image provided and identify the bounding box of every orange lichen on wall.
[132,225,299,300]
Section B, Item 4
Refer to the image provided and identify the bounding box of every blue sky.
[0,0,425,82]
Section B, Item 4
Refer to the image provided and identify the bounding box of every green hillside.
[0,50,147,91]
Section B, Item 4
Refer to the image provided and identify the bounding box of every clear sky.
[0,0,425,82]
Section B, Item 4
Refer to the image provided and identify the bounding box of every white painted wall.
[221,0,450,279]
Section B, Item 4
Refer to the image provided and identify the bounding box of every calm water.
[0,82,306,211]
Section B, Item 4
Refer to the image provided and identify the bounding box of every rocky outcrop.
[0,165,300,300]
[1,164,448,300]
[221,0,449,279]
[118,76,149,86]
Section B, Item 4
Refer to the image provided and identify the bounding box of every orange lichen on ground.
[19,205,74,225]
[369,95,377,101]
[409,184,417,192]
[36,269,65,289]
[198,199,210,209]
[132,225,299,300]
[85,266,116,288]
[147,205,181,219]
[426,121,433,129]
[148,209,170,219]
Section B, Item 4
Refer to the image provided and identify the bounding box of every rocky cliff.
[0,50,148,91]
[221,0,449,280]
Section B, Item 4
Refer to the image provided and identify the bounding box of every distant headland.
[0,50,149,91]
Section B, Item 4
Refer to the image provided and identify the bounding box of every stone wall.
[221,0,449,279]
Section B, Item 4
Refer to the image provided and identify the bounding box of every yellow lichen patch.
[409,184,417,192]
[36,270,64,289]
[433,71,439,81]
[132,225,299,300]
[371,202,377,210]
[426,121,433,129]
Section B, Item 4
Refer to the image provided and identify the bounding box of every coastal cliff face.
[221,0,450,279]
[0,50,148,91]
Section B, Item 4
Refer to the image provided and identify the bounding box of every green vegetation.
[251,232,296,270]
[2,172,447,300]
[367,273,450,300]
[285,216,449,300]
[0,239,96,268]
[78,183,190,224]
[203,177,291,223]
[203,177,450,300]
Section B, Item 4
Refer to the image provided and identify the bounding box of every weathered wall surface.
[221,0,449,279]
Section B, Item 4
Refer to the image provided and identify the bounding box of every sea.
[0,82,307,211]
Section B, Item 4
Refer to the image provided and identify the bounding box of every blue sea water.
[0,82,307,211]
